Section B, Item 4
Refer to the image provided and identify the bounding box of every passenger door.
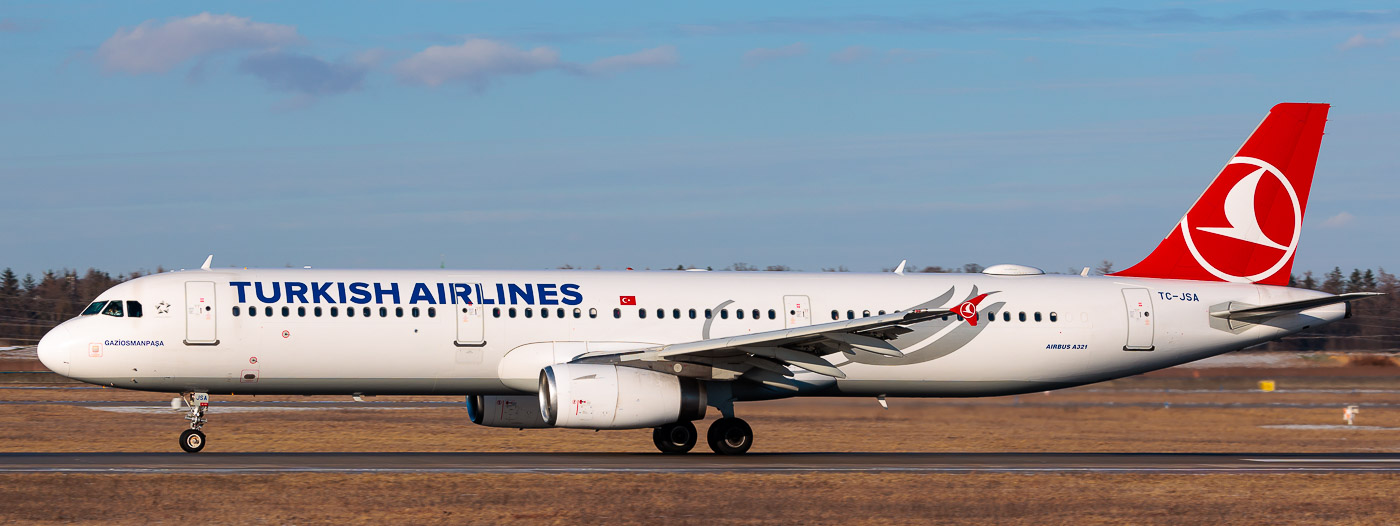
[184,281,218,345]
[1121,288,1154,351]
[454,282,486,346]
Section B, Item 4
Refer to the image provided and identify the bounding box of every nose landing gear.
[174,392,209,453]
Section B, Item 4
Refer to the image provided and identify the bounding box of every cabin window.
[297,306,306,317]
[1018,312,1026,322]
[345,307,352,318]
[768,309,776,320]
[831,310,839,321]
[1034,312,1042,322]
[588,308,597,319]
[392,307,401,318]
[509,308,517,318]
[1003,312,1011,322]
[493,307,501,318]
[721,309,729,319]
[657,308,665,319]
[314,307,322,317]
[846,310,854,320]
[639,308,647,319]
[736,309,744,320]
[984,311,992,322]
[705,309,713,319]
[363,307,371,317]
[863,310,871,318]
[331,307,339,317]
[82,301,106,316]
[689,308,697,319]
[428,307,436,318]
[1049,312,1058,322]
[250,306,259,317]
[412,307,420,318]
[752,309,760,320]
[878,310,885,316]
[574,308,582,319]
[232,306,240,316]
[379,307,388,317]
[540,308,549,318]
[613,308,621,319]
[673,308,681,319]
[126,301,143,318]
[525,308,533,318]
[558,308,566,318]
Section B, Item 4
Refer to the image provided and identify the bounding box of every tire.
[706,417,753,455]
[179,429,206,453]
[652,421,698,454]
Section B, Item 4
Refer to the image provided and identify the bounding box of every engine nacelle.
[539,363,706,429]
[466,395,551,429]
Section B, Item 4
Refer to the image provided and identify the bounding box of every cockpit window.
[126,301,143,318]
[101,301,124,317]
[82,301,107,316]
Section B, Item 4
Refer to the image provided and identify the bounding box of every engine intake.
[466,395,551,428]
[539,363,706,429]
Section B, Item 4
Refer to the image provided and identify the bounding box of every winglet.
[200,255,213,271]
[956,293,990,326]
[893,260,907,276]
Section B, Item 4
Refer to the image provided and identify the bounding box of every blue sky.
[2,1,1398,278]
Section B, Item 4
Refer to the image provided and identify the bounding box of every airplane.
[37,102,1380,454]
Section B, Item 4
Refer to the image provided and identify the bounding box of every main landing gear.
[175,392,210,453]
[652,417,753,455]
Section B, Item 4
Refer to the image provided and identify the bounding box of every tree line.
[1,265,1395,351]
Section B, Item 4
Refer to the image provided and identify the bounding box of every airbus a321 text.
[38,103,1380,454]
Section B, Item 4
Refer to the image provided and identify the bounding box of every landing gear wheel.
[653,421,699,454]
[706,417,753,455]
[179,429,206,453]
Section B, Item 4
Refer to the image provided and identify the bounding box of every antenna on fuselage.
[200,255,213,271]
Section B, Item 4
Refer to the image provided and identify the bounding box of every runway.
[3,452,1400,474]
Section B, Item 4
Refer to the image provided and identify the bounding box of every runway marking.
[1244,459,1400,463]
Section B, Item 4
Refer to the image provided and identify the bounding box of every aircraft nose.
[37,324,72,377]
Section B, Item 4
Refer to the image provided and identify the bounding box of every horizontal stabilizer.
[1210,292,1382,319]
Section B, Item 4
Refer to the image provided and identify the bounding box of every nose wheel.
[175,392,210,453]
[179,429,206,453]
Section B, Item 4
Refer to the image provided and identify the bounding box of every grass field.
[2,352,1399,524]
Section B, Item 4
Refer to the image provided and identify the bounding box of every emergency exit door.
[784,295,812,328]
[455,282,485,346]
[1122,288,1154,351]
[184,281,218,345]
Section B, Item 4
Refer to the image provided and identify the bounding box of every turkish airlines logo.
[1181,156,1302,283]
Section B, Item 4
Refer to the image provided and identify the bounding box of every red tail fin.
[1111,103,1329,285]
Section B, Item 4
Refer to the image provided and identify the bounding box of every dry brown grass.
[2,472,1399,525]
[4,361,1400,524]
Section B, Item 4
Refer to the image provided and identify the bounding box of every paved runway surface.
[3,452,1400,474]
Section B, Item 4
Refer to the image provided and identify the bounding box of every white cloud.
[742,42,808,66]
[396,39,677,88]
[586,45,678,74]
[1320,211,1356,228]
[1337,33,1385,51]
[395,39,561,87]
[97,13,301,74]
[830,45,873,64]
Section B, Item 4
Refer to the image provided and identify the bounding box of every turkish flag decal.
[619,296,636,305]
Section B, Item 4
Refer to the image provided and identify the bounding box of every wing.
[572,297,985,391]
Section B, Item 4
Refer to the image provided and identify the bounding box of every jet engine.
[539,363,706,429]
[466,395,552,428]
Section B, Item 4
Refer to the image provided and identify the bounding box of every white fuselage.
[37,268,1342,400]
